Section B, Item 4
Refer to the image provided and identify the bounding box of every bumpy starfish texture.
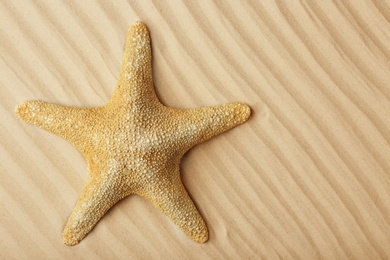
[15,22,251,246]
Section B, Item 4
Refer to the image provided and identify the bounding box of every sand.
[1,1,390,259]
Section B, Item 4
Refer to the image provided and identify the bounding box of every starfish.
[15,22,251,246]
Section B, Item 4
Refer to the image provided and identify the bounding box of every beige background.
[1,1,390,259]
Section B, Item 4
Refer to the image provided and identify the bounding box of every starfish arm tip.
[62,230,81,246]
[128,21,149,36]
[177,102,251,148]
[15,100,91,144]
[144,177,209,244]
[15,102,25,119]
[179,213,209,243]
[15,100,41,124]
[62,214,90,246]
[234,102,251,124]
[131,21,147,29]
[194,226,209,243]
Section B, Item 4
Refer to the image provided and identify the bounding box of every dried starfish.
[16,22,251,246]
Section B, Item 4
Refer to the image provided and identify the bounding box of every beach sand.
[1,1,390,258]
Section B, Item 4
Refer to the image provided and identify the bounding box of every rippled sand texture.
[1,1,390,259]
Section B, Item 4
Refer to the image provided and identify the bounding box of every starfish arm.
[176,102,251,150]
[15,100,93,144]
[110,22,157,106]
[62,170,129,246]
[143,174,208,243]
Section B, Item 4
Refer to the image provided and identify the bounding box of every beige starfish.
[15,22,251,246]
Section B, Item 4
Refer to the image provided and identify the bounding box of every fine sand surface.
[1,1,390,259]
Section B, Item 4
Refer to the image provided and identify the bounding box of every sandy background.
[1,1,390,259]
